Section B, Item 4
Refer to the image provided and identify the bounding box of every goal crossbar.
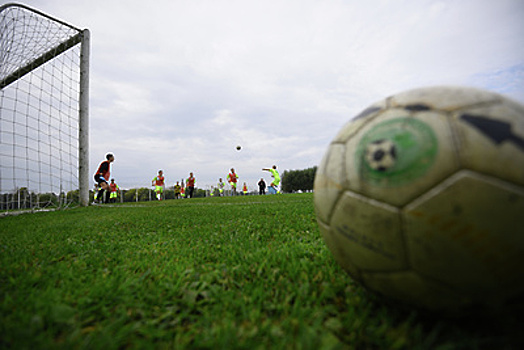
[0,32,83,90]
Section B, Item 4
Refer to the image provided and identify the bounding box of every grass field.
[0,193,522,349]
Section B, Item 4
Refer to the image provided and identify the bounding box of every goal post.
[79,28,90,208]
[0,3,90,212]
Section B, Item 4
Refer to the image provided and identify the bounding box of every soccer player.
[217,178,225,197]
[227,168,238,196]
[109,178,119,203]
[263,165,280,193]
[94,153,115,203]
[242,182,248,195]
[93,183,99,203]
[152,170,165,200]
[186,172,196,198]
[174,181,181,199]
[258,178,266,195]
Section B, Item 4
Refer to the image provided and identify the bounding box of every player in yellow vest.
[93,183,99,203]
[263,165,281,194]
[217,178,225,197]
[174,181,182,199]
[109,178,119,203]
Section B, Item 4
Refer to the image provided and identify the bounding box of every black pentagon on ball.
[365,139,397,172]
[374,149,386,161]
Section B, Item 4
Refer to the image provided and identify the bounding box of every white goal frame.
[0,3,89,212]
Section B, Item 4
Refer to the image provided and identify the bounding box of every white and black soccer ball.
[314,86,524,315]
[365,139,397,172]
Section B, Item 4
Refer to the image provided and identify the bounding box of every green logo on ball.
[356,117,438,187]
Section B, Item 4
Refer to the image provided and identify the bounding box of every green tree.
[67,190,80,205]
[137,188,152,201]
[164,187,174,200]
[193,188,207,198]
[281,166,317,193]
[123,189,134,202]
[123,188,153,202]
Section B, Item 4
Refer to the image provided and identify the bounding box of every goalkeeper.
[262,165,280,193]
[94,153,115,203]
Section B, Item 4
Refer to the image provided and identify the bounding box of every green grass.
[0,193,522,349]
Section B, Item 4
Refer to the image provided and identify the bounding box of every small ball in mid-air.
[236,145,242,151]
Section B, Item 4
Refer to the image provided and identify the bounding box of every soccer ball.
[236,145,242,151]
[314,86,524,315]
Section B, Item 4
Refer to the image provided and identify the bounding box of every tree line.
[281,166,317,193]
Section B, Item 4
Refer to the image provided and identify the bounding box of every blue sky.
[14,0,524,190]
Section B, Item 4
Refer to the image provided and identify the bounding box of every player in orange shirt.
[227,168,238,196]
[152,170,165,200]
[109,178,119,203]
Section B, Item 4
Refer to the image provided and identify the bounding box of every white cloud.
[10,0,524,190]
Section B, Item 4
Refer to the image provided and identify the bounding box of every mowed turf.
[0,193,522,349]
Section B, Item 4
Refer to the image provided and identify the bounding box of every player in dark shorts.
[94,153,115,203]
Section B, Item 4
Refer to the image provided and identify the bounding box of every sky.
[11,0,524,190]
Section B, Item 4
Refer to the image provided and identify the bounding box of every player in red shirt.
[186,172,196,198]
[94,153,115,203]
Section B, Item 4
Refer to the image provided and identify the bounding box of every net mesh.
[0,5,83,212]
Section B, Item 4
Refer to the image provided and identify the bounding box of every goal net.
[0,3,89,213]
